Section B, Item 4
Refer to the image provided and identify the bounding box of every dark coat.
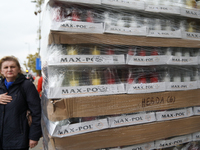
[0,74,42,149]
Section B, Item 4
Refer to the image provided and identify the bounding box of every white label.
[198,80,200,89]
[48,83,125,99]
[165,81,198,91]
[155,134,192,148]
[126,82,166,94]
[182,32,200,41]
[122,142,155,150]
[52,119,108,137]
[51,21,104,33]
[48,55,125,65]
[56,0,101,4]
[101,0,145,10]
[145,5,180,14]
[127,55,168,65]
[180,7,200,19]
[193,107,200,115]
[167,56,198,65]
[104,25,147,36]
[156,107,193,121]
[147,29,181,38]
[108,112,156,128]
[192,132,200,141]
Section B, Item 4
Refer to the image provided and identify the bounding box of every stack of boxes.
[41,0,200,149]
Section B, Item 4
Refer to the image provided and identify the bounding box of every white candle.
[175,48,182,57]
[104,12,111,26]
[154,19,162,30]
[130,16,137,28]
[165,48,172,55]
[183,76,191,82]
[183,50,190,57]
[173,76,181,82]
[117,14,125,27]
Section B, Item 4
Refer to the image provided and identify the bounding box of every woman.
[0,56,42,150]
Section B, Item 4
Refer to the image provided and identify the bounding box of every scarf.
[4,79,14,89]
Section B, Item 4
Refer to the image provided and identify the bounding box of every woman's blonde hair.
[0,56,22,77]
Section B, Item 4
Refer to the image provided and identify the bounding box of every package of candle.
[47,66,125,99]
[42,113,109,138]
[50,2,104,33]
[165,66,198,91]
[167,47,199,65]
[126,66,166,94]
[126,46,168,65]
[47,44,126,65]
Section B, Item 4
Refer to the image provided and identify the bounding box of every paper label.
[145,5,180,14]
[192,132,200,141]
[147,29,182,38]
[48,55,125,65]
[48,83,125,99]
[198,80,200,89]
[52,119,108,137]
[104,25,147,36]
[101,0,145,10]
[182,32,200,41]
[156,107,193,121]
[193,107,200,115]
[51,21,104,33]
[165,81,198,91]
[122,142,155,150]
[126,55,168,65]
[180,7,200,19]
[155,134,192,148]
[56,0,101,4]
[108,112,156,128]
[167,56,198,65]
[126,82,166,94]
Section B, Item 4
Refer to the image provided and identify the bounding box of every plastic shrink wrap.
[40,0,200,149]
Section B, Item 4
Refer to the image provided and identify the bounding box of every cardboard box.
[48,116,200,150]
[46,89,200,122]
[48,31,200,48]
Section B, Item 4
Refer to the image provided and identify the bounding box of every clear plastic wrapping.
[40,0,200,150]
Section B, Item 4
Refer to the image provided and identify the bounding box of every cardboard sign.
[165,81,198,91]
[147,29,182,38]
[126,82,166,94]
[126,55,168,65]
[101,0,145,10]
[51,21,104,33]
[56,0,101,4]
[104,25,147,36]
[182,32,200,41]
[52,119,109,137]
[48,83,125,99]
[156,107,193,121]
[108,112,156,128]
[180,7,200,19]
[167,56,198,65]
[192,132,200,141]
[145,5,180,14]
[122,142,155,150]
[155,134,192,148]
[48,55,125,65]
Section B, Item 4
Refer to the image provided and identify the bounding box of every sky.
[0,0,40,71]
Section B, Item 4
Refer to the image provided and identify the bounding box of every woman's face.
[1,61,20,82]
